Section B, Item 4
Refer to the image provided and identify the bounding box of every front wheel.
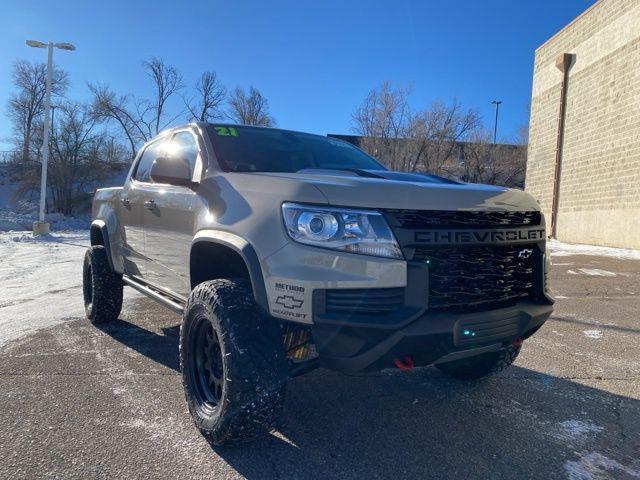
[435,343,521,380]
[179,279,288,446]
[83,246,123,324]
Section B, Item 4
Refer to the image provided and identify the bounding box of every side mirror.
[150,156,195,187]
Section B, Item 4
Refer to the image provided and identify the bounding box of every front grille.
[324,288,404,314]
[414,244,536,310]
[384,209,541,229]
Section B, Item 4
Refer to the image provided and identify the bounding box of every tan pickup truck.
[83,122,553,445]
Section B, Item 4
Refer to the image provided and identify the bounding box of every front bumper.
[263,226,553,372]
[312,300,553,373]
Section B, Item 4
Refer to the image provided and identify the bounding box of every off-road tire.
[83,246,123,324]
[435,344,521,380]
[180,279,288,446]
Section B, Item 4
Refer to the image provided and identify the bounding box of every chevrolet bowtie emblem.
[518,248,533,259]
[275,295,304,310]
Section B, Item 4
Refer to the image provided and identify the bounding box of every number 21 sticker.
[214,126,239,137]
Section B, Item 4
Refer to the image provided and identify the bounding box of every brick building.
[526,0,640,249]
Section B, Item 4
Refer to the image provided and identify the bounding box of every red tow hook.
[512,338,523,347]
[393,355,414,371]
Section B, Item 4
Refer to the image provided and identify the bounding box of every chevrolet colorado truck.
[83,123,554,445]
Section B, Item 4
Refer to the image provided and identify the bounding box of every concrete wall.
[526,0,640,249]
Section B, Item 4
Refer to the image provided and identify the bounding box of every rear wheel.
[180,279,288,446]
[83,246,123,324]
[435,343,521,380]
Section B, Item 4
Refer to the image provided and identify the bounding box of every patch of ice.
[550,239,640,260]
[565,452,640,480]
[583,330,604,339]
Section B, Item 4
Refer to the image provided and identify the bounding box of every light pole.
[491,100,502,145]
[50,104,59,130]
[26,39,75,235]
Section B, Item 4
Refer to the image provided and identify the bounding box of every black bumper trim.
[312,300,553,373]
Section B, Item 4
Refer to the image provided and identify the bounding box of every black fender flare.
[90,220,115,271]
[191,230,269,313]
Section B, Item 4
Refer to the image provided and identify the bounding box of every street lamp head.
[26,40,47,48]
[492,100,502,105]
[55,42,76,51]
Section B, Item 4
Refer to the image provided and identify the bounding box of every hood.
[252,170,540,212]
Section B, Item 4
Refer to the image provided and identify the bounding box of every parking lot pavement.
[1,253,639,479]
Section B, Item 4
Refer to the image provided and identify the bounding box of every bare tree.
[227,86,275,126]
[88,83,149,159]
[143,57,184,134]
[89,58,184,158]
[185,71,226,122]
[455,130,526,188]
[47,102,126,213]
[7,60,68,163]
[352,82,481,176]
[352,82,413,170]
[412,100,481,175]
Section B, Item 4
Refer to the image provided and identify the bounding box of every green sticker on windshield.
[214,126,239,137]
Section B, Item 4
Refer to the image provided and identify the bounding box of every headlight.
[282,203,403,259]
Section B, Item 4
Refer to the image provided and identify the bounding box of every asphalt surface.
[1,254,639,479]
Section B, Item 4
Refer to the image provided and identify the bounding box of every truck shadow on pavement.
[212,368,640,480]
[95,319,181,372]
[98,309,640,479]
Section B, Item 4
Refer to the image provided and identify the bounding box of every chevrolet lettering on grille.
[414,228,546,245]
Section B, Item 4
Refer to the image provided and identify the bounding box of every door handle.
[121,198,131,207]
[144,199,157,210]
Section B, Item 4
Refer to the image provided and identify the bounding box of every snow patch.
[583,330,604,339]
[0,208,89,233]
[0,230,89,348]
[566,268,617,277]
[552,420,603,443]
[550,239,640,260]
[579,268,616,277]
[565,452,640,480]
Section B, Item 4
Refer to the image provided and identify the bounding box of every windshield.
[206,125,386,173]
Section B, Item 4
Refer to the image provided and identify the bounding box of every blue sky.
[0,0,594,150]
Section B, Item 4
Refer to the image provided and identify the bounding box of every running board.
[122,275,184,314]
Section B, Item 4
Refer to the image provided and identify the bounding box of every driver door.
[141,129,203,298]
